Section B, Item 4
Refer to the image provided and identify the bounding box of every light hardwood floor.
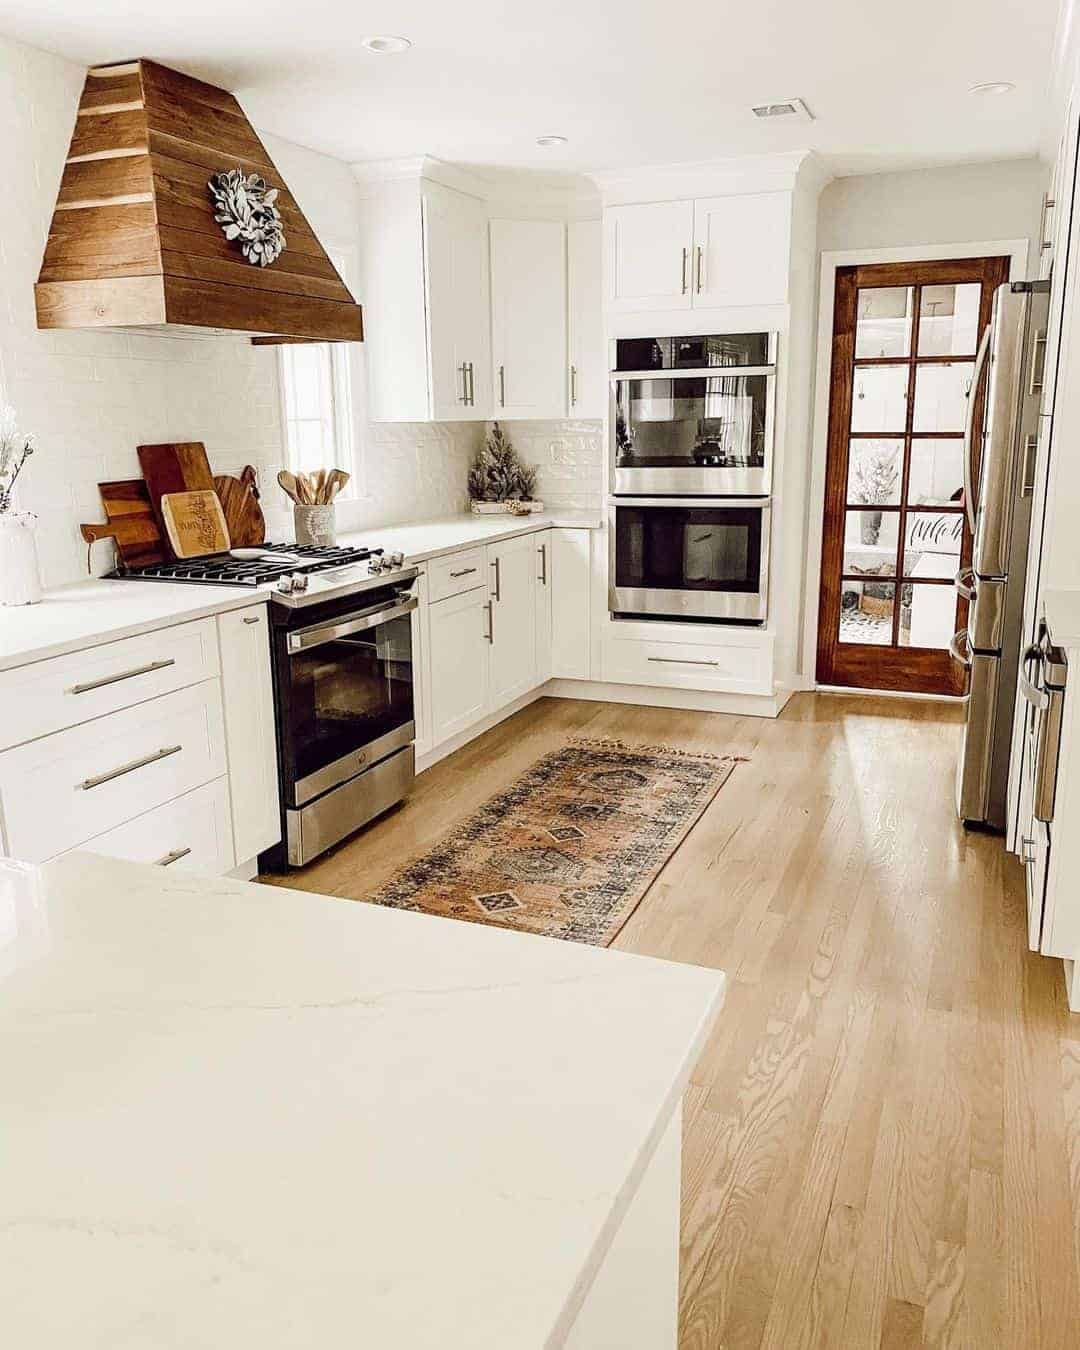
[267,692,1080,1349]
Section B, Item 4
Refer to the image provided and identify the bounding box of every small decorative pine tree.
[467,422,538,502]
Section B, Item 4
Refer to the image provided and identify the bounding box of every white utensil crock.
[293,503,336,547]
[0,512,42,605]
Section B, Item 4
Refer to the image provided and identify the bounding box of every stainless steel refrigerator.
[953,279,1051,830]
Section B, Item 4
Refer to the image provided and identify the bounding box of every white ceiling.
[0,0,1062,177]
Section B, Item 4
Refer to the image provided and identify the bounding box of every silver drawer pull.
[68,658,175,696]
[449,567,478,578]
[155,847,191,867]
[242,615,260,625]
[78,744,183,791]
[648,656,720,668]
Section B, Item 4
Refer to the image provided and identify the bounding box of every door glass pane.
[855,287,913,358]
[839,581,895,644]
[847,439,903,505]
[908,439,964,506]
[918,283,981,356]
[844,510,899,576]
[851,365,908,433]
[899,582,956,649]
[912,361,974,432]
[903,511,963,578]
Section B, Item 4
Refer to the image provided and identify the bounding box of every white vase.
[0,512,42,605]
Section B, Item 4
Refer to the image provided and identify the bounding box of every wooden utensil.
[80,479,167,569]
[138,442,215,554]
[277,470,301,504]
[213,465,265,547]
[327,469,350,501]
[160,490,230,558]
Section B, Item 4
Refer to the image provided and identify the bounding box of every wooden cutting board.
[160,490,231,558]
[138,442,215,550]
[213,466,265,547]
[80,479,167,568]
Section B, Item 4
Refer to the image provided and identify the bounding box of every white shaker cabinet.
[425,185,492,420]
[490,218,567,419]
[551,528,592,679]
[568,219,606,418]
[217,607,281,864]
[604,200,694,313]
[429,586,492,744]
[534,529,553,683]
[488,532,539,705]
[692,193,790,309]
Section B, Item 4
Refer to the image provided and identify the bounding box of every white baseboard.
[416,686,547,774]
[229,856,259,880]
[545,678,792,719]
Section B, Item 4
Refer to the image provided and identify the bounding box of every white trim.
[800,236,1030,689]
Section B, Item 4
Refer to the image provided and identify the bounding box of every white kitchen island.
[1,853,724,1348]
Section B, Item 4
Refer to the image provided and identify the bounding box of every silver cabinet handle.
[483,600,493,643]
[498,364,505,407]
[450,566,478,578]
[1021,433,1039,497]
[648,656,720,668]
[79,744,182,791]
[491,556,501,601]
[695,245,704,294]
[1020,835,1037,864]
[1030,331,1048,395]
[680,247,688,295]
[570,365,578,406]
[538,543,547,585]
[68,658,175,696]
[458,363,469,403]
[242,615,260,625]
[467,362,476,407]
[155,847,191,867]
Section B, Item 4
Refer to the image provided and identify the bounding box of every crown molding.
[589,150,822,204]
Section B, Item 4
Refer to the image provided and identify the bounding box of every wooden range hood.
[35,59,363,343]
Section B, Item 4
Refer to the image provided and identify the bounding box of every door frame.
[800,238,1031,693]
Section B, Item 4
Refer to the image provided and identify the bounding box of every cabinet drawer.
[0,680,227,863]
[427,547,487,603]
[602,635,771,695]
[70,778,235,876]
[0,616,221,751]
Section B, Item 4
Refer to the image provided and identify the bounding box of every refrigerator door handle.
[1019,644,1049,711]
[954,566,977,601]
[963,323,992,535]
[949,629,973,670]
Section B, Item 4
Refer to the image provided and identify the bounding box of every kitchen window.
[277,246,361,497]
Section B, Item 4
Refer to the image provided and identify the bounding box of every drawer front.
[602,636,771,695]
[71,778,235,876]
[0,616,222,751]
[0,680,227,863]
[427,547,488,603]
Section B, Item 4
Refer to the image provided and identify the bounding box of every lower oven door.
[609,498,770,622]
[278,594,417,806]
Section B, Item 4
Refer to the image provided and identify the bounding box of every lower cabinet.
[535,529,553,683]
[69,778,235,875]
[429,586,493,744]
[551,528,591,679]
[217,607,280,863]
[488,532,538,705]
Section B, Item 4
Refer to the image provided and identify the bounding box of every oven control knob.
[389,551,405,568]
[276,574,296,594]
[367,559,383,575]
[291,572,309,592]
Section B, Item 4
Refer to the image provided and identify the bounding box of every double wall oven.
[609,332,776,623]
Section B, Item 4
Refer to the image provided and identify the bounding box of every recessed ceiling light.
[536,135,568,148]
[969,80,1015,95]
[361,35,412,55]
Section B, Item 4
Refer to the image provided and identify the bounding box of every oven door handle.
[610,496,772,510]
[286,595,418,654]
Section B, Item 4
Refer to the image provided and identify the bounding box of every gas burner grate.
[112,542,382,587]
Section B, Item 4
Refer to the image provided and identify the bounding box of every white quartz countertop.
[0,578,265,673]
[1,853,724,1349]
[338,509,603,565]
[1044,589,1080,649]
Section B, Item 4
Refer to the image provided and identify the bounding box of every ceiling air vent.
[751,98,814,123]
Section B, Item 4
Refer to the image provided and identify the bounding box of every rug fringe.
[567,735,749,764]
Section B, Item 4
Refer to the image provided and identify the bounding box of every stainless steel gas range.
[110,543,419,866]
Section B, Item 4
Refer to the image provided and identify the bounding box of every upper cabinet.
[568,220,606,419]
[605,201,695,313]
[604,193,792,315]
[490,218,567,420]
[425,186,492,420]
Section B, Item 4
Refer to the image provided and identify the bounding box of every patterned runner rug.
[365,737,744,946]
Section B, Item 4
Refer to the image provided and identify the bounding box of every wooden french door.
[816,255,1010,695]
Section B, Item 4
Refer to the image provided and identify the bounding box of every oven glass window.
[615,375,769,471]
[614,505,762,593]
[288,612,414,784]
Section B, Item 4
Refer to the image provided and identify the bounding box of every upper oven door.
[611,334,776,497]
[609,498,770,622]
[278,594,417,806]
